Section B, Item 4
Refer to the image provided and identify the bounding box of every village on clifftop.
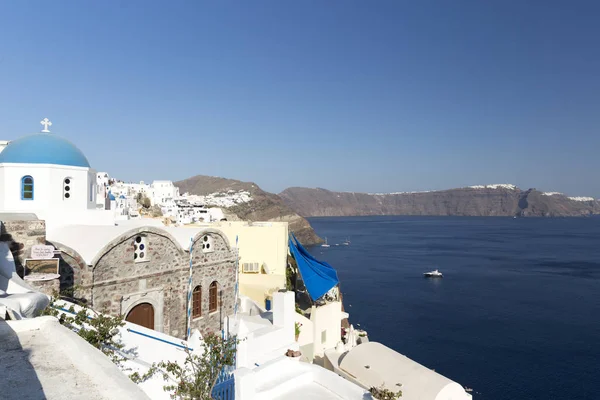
[0,119,472,400]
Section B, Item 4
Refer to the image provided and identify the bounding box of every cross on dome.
[40,118,52,133]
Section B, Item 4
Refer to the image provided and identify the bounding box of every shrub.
[138,333,238,400]
[41,293,125,364]
[295,322,302,337]
[369,384,402,399]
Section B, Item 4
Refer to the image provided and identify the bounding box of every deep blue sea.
[306,216,600,400]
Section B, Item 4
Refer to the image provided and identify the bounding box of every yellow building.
[188,221,288,307]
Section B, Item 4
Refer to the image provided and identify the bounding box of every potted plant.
[285,348,302,361]
[295,322,302,341]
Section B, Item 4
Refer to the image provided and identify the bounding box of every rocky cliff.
[279,185,600,218]
[175,175,322,245]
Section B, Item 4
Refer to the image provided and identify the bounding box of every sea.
[306,216,600,400]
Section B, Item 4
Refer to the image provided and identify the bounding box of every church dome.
[0,134,91,168]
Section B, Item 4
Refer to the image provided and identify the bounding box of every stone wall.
[48,241,93,301]
[92,229,186,337]
[26,277,60,297]
[0,219,47,276]
[189,231,236,337]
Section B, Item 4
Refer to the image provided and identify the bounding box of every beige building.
[188,221,289,308]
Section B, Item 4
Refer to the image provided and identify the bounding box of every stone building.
[0,216,237,339]
[48,225,237,338]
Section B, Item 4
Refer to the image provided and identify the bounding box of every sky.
[0,1,599,197]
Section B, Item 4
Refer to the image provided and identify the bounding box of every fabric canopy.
[289,234,339,301]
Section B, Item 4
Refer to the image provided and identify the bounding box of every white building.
[149,180,179,206]
[0,119,115,228]
[95,171,110,209]
[174,198,225,224]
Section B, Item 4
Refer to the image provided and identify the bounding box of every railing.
[212,366,235,400]
[52,305,193,351]
[126,328,193,351]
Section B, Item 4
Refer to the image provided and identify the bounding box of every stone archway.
[126,302,155,329]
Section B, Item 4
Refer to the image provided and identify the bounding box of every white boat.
[423,269,443,278]
[342,237,350,246]
[321,237,331,248]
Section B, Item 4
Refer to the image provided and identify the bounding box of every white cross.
[40,118,52,133]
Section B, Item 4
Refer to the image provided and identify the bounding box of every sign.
[25,258,59,275]
[31,245,55,260]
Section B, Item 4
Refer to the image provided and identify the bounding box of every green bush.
[369,385,402,399]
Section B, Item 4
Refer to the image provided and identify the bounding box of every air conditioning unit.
[242,262,260,273]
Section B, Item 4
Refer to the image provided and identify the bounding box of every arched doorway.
[126,303,155,329]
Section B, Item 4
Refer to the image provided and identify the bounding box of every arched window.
[21,176,34,200]
[192,285,202,318]
[209,281,218,313]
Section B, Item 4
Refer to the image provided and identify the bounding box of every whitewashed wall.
[0,163,97,212]
[310,302,343,357]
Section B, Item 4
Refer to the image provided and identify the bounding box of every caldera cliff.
[279,185,600,218]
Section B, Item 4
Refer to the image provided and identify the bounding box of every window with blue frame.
[21,176,34,200]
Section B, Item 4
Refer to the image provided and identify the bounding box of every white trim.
[0,162,90,171]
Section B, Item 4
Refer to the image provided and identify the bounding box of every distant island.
[279,184,600,218]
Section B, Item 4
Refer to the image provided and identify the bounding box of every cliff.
[175,175,322,245]
[279,185,600,218]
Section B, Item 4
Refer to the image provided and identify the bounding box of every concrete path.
[0,316,149,400]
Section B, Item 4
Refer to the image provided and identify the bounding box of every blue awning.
[289,234,339,301]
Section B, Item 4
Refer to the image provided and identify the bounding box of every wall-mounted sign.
[25,258,59,275]
[31,245,55,260]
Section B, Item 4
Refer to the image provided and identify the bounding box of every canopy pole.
[186,237,193,340]
[234,235,239,316]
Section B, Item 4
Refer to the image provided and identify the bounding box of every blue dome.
[108,192,116,201]
[119,195,126,199]
[0,134,91,168]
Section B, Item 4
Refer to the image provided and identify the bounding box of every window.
[201,234,214,253]
[192,286,202,318]
[21,176,34,200]
[64,177,71,199]
[209,281,218,313]
[133,236,149,262]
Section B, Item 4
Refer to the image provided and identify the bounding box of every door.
[126,303,155,329]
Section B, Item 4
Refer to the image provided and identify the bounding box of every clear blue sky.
[1,1,598,197]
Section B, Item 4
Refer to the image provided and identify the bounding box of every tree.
[41,292,126,364]
[142,196,152,209]
[135,333,237,400]
[286,255,297,291]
